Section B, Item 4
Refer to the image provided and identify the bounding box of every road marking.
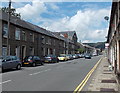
[73,57,103,93]
[29,69,51,76]
[0,80,12,85]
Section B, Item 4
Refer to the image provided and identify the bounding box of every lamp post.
[7,0,11,55]
[104,16,109,57]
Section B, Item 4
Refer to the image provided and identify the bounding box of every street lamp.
[7,0,11,55]
[104,16,109,57]
[104,16,109,22]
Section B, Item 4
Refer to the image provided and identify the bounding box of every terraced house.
[107,0,120,87]
[0,10,79,60]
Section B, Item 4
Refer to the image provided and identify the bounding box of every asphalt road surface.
[2,56,102,92]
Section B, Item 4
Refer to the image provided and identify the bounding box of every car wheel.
[32,63,36,67]
[2,67,4,72]
[16,64,21,70]
[41,62,44,65]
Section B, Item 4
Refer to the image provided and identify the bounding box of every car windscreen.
[24,56,33,61]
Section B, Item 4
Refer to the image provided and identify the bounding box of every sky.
[1,0,112,43]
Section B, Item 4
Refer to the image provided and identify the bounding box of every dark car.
[22,56,44,67]
[44,55,59,63]
[0,56,22,71]
[84,54,91,59]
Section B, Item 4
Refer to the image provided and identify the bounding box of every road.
[2,56,102,92]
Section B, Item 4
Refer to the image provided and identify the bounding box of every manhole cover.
[100,88,115,92]
[101,80,117,83]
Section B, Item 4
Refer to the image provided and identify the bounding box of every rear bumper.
[22,62,32,66]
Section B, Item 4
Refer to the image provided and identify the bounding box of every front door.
[21,46,26,60]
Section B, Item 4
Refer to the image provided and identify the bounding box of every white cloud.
[41,8,111,43]
[15,1,111,43]
[47,3,59,10]
[16,0,47,20]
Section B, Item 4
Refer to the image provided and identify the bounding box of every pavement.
[82,57,119,92]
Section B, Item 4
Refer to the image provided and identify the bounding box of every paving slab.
[82,57,118,92]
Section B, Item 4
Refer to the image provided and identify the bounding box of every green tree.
[0,7,21,18]
[77,48,85,53]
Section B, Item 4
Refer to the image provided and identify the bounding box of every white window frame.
[42,36,45,44]
[3,24,8,38]
[30,33,34,42]
[29,47,34,55]
[15,28,20,40]
[15,46,20,57]
[2,46,7,56]
[22,31,26,41]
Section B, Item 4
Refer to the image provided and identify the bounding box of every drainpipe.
[7,0,11,55]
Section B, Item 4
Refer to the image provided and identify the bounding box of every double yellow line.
[73,57,103,93]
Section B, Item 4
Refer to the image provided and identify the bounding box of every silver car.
[0,56,22,71]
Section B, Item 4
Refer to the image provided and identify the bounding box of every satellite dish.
[104,16,109,21]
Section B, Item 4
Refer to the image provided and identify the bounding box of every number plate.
[24,63,29,64]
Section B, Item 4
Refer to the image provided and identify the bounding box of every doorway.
[21,46,26,60]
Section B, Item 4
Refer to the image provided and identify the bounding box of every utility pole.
[7,0,11,55]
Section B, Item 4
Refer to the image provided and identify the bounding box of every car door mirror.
[6,59,11,61]
[2,59,6,62]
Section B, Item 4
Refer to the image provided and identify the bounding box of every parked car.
[22,56,44,67]
[58,54,68,61]
[0,56,22,71]
[79,54,84,58]
[73,54,79,59]
[66,54,74,60]
[44,55,59,63]
[76,54,81,58]
[84,54,91,59]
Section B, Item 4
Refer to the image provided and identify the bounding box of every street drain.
[101,79,117,83]
[100,88,115,92]
[103,70,110,72]
[104,66,108,67]
[103,73,112,74]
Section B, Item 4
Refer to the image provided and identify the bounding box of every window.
[53,49,55,55]
[15,28,20,40]
[30,33,34,42]
[41,36,45,44]
[2,46,7,56]
[22,31,26,41]
[43,48,45,56]
[15,46,20,57]
[29,47,34,55]
[46,37,49,44]
[47,48,50,55]
[48,38,51,45]
[53,40,55,46]
[64,42,66,47]
[3,24,8,38]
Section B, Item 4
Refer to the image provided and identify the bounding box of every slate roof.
[0,11,57,39]
[53,31,77,40]
[0,11,75,44]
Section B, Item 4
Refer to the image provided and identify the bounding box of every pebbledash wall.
[107,0,120,87]
[0,11,79,60]
[0,17,2,56]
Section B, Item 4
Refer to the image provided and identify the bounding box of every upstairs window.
[48,38,51,45]
[30,33,34,42]
[15,28,20,40]
[22,31,26,41]
[41,36,45,44]
[3,24,8,38]
[29,47,34,55]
